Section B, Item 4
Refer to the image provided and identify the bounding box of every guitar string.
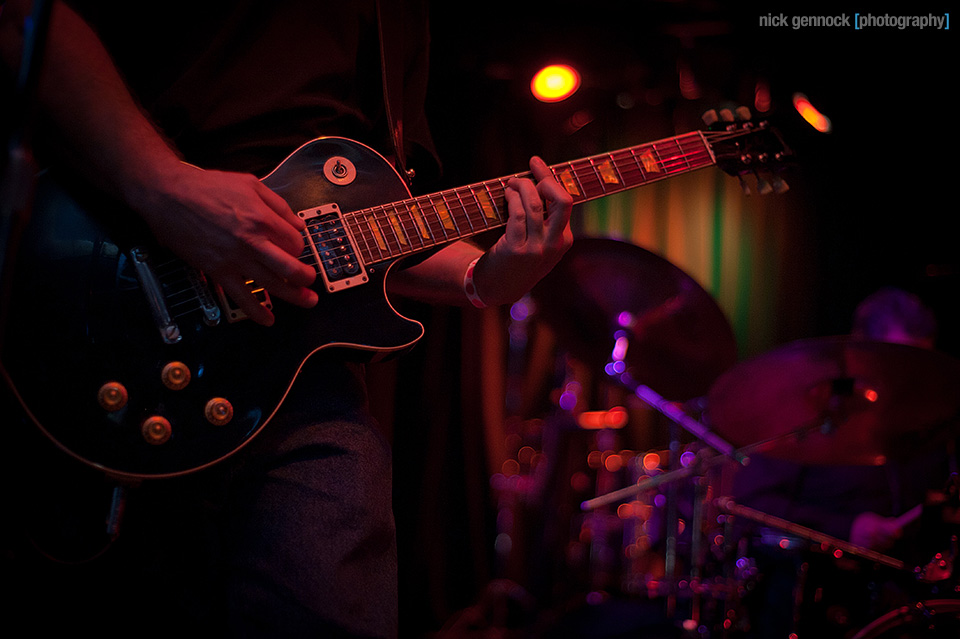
[318,132,724,267]
[344,145,714,239]
[343,143,718,264]
[340,126,760,256]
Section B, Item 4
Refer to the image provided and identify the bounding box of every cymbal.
[531,238,737,401]
[706,336,960,465]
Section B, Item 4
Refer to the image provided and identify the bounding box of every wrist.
[462,256,487,308]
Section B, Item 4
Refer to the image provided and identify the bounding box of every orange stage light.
[531,64,581,102]
[793,92,832,133]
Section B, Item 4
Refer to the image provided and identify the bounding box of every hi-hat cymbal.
[706,336,960,465]
[532,238,737,401]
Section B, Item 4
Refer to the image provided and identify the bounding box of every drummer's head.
[852,287,937,349]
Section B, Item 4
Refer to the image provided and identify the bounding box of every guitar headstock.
[703,107,794,195]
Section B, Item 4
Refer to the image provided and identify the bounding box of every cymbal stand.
[587,333,747,626]
[583,332,747,512]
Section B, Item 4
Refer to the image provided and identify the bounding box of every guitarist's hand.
[473,156,574,305]
[138,164,318,326]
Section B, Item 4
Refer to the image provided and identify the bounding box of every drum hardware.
[850,599,960,639]
[916,537,956,584]
[715,496,908,571]
[531,238,748,631]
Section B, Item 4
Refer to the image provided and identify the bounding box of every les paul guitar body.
[2,124,791,478]
[2,138,422,478]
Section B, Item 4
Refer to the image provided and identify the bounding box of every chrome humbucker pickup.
[299,203,368,293]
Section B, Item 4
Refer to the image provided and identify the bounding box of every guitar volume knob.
[142,416,172,445]
[161,361,191,390]
[98,382,128,411]
[204,398,234,426]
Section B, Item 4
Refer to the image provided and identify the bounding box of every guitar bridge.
[299,203,368,292]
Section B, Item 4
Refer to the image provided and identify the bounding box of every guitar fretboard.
[342,131,717,266]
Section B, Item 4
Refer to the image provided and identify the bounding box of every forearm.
[1,0,185,208]
[1,1,315,325]
[387,241,484,307]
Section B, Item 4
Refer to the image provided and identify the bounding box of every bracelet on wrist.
[463,257,487,309]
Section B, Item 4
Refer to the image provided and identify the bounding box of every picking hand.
[139,165,318,326]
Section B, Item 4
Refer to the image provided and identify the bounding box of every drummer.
[730,287,954,636]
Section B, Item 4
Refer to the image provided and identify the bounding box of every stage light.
[793,92,832,132]
[531,64,581,102]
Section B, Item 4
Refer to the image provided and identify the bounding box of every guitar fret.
[570,161,591,200]
[389,204,414,251]
[438,192,463,236]
[556,164,581,198]
[407,201,434,243]
[394,203,424,252]
[380,207,409,256]
[348,213,381,263]
[379,206,406,251]
[602,154,626,187]
[423,196,450,242]
[588,156,616,194]
[467,187,491,230]
[479,182,502,223]
[451,188,477,234]
[458,186,485,234]
[625,148,648,185]
[570,159,601,201]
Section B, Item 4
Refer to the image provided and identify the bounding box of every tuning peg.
[737,174,752,196]
[735,106,752,121]
[701,109,719,126]
[719,108,735,122]
[773,176,790,194]
[755,173,774,195]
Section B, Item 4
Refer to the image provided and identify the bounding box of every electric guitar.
[0,119,791,478]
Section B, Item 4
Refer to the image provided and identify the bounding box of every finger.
[219,275,275,327]
[251,181,308,256]
[248,259,318,309]
[256,180,305,231]
[530,156,573,242]
[503,181,527,245]
[252,239,317,289]
[508,177,544,237]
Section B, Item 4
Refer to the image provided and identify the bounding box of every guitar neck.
[343,131,717,266]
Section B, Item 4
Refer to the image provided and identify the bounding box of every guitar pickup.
[299,203,368,293]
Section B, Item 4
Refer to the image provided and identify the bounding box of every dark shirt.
[68,0,437,177]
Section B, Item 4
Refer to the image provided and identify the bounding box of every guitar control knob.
[204,398,234,426]
[142,416,172,445]
[161,361,191,390]
[98,382,128,411]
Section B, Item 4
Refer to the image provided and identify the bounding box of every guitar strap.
[375,0,412,186]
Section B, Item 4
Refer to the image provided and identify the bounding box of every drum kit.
[496,237,960,637]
